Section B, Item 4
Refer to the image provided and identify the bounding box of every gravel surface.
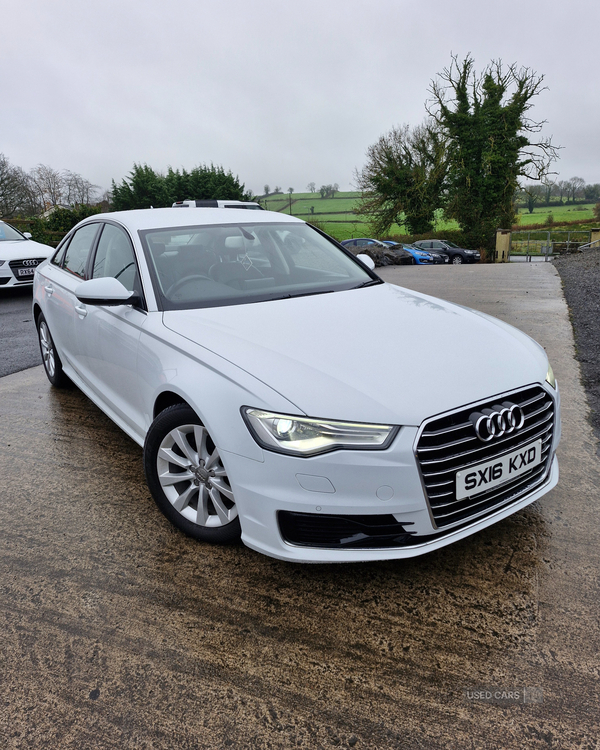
[554,247,600,441]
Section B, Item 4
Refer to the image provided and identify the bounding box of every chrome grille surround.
[414,384,556,530]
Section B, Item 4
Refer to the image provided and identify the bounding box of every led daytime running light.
[243,408,397,456]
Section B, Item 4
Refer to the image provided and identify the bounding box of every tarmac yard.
[0,263,598,749]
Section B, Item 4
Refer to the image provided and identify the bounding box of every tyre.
[144,404,241,544]
[37,313,69,387]
[452,255,463,265]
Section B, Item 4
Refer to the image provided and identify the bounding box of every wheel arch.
[153,390,191,420]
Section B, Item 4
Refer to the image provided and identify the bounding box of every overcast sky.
[3,0,599,196]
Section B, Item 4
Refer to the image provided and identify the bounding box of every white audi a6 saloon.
[33,208,560,562]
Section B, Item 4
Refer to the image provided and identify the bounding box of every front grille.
[278,512,415,549]
[9,257,46,280]
[416,385,555,529]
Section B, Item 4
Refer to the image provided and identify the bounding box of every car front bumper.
[220,413,559,563]
[0,261,44,287]
[0,268,34,287]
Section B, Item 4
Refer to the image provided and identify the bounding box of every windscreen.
[0,222,26,241]
[140,222,377,310]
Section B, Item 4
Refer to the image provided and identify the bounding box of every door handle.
[44,285,54,296]
[75,304,88,318]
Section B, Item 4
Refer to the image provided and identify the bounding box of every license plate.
[456,439,543,500]
[17,268,36,277]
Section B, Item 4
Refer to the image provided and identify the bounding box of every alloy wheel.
[156,423,237,528]
[39,320,56,378]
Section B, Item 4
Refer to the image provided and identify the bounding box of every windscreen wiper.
[267,289,336,302]
[351,279,382,289]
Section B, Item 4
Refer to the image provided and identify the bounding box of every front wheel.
[37,313,69,387]
[144,404,241,544]
[451,255,463,265]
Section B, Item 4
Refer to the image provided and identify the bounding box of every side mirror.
[23,232,32,239]
[75,277,140,306]
[357,253,376,271]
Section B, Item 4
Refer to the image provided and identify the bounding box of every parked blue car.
[382,241,448,265]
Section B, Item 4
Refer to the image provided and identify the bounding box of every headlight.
[242,408,398,456]
[0,260,5,266]
[546,364,556,389]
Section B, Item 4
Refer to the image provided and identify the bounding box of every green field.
[515,203,596,226]
[261,192,360,215]
[259,193,455,240]
[258,192,597,242]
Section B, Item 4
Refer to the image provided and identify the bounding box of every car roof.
[80,207,303,232]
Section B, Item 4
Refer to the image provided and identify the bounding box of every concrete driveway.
[0,262,598,749]
[0,287,39,377]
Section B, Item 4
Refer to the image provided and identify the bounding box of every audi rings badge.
[23,259,39,267]
[469,402,525,442]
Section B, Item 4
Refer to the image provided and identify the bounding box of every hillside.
[258,192,598,242]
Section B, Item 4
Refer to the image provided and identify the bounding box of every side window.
[92,224,140,294]
[63,224,99,278]
[51,234,71,267]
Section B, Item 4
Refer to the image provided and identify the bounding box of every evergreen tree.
[428,55,558,248]
[355,121,447,236]
[111,163,250,210]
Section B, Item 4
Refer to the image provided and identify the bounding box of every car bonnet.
[161,283,549,426]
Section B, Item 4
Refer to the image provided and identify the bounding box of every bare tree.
[567,176,585,203]
[0,154,24,217]
[541,178,556,205]
[306,182,316,193]
[0,154,40,217]
[263,184,270,196]
[30,164,65,209]
[63,170,99,205]
[556,179,570,203]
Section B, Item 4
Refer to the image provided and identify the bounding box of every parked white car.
[0,221,55,288]
[33,208,560,562]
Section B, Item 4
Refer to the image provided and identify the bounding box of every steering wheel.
[166,274,212,297]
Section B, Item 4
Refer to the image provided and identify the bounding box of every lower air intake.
[278,512,415,549]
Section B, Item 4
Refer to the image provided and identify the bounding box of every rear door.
[39,223,101,376]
